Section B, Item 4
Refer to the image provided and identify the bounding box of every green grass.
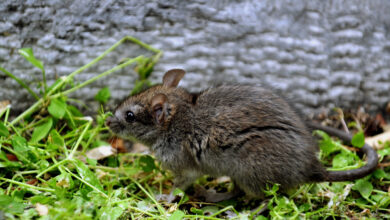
[1,37,390,219]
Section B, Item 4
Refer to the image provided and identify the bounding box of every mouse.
[106,69,378,202]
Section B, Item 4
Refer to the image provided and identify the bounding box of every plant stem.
[210,205,236,217]
[1,145,38,169]
[127,206,159,218]
[0,177,55,192]
[36,159,69,178]
[8,123,21,136]
[130,177,166,216]
[0,67,40,100]
[65,108,76,128]
[151,51,163,64]
[83,124,101,154]
[68,118,92,159]
[372,189,388,195]
[124,36,161,53]
[4,104,10,123]
[47,41,125,96]
[9,99,43,126]
[42,69,47,97]
[8,35,160,127]
[9,55,141,127]
[58,55,143,97]
[48,36,155,97]
[17,170,39,175]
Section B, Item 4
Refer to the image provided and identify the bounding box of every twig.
[335,108,349,133]
[378,162,390,167]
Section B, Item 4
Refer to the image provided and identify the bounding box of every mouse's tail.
[306,121,379,182]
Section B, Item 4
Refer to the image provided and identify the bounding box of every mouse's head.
[106,69,192,145]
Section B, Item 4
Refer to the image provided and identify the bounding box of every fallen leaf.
[0,100,10,115]
[43,173,51,180]
[365,129,390,149]
[6,154,18,161]
[96,169,109,179]
[86,145,116,160]
[360,209,371,215]
[132,142,149,154]
[26,179,38,185]
[215,176,231,184]
[56,179,70,188]
[108,137,126,153]
[168,203,178,213]
[35,203,48,216]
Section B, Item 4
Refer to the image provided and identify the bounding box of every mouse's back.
[194,85,307,133]
[190,85,326,195]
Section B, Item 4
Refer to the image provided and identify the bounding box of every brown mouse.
[106,69,378,202]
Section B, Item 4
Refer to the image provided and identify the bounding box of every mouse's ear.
[163,69,185,88]
[151,93,169,125]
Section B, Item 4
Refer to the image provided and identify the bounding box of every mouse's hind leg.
[232,176,267,199]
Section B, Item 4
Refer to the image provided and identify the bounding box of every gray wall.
[1,0,390,114]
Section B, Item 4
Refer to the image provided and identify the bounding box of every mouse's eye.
[125,111,135,123]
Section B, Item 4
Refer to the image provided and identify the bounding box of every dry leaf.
[168,203,178,213]
[35,203,49,216]
[132,142,149,154]
[86,145,116,160]
[0,100,10,115]
[360,209,371,215]
[365,129,390,150]
[56,179,70,188]
[26,179,38,185]
[215,176,231,184]
[96,169,109,179]
[108,137,126,153]
[6,154,18,161]
[43,173,51,180]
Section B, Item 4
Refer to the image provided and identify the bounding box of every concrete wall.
[1,0,390,114]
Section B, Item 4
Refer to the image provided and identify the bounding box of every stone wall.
[1,0,390,114]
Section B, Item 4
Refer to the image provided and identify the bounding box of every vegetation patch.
[0,37,389,219]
